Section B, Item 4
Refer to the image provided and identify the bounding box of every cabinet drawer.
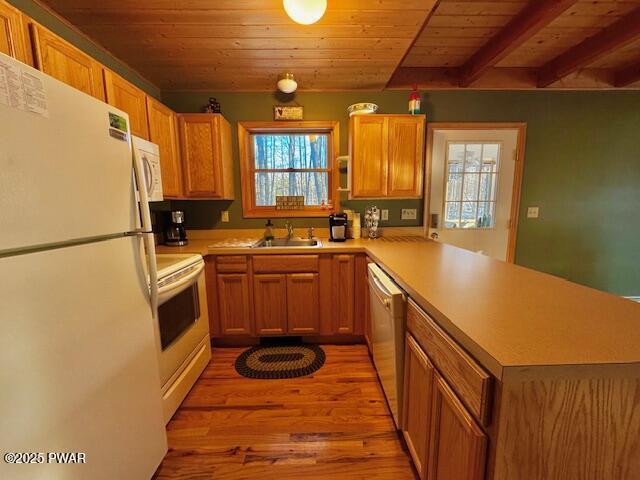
[253,255,319,273]
[216,256,248,273]
[407,300,492,425]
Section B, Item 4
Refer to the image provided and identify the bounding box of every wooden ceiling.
[40,0,640,90]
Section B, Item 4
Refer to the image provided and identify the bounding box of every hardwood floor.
[154,345,417,479]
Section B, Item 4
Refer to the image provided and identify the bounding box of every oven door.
[157,271,209,387]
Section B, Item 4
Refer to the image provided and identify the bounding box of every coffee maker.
[164,211,188,246]
[329,213,348,242]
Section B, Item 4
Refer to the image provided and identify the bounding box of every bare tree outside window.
[253,133,330,206]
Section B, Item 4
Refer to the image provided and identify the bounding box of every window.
[444,142,500,229]
[239,121,339,218]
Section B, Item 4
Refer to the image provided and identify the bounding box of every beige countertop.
[156,236,640,379]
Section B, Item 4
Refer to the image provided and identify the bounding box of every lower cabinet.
[287,273,320,334]
[403,331,488,480]
[253,274,287,336]
[333,254,355,334]
[428,374,488,480]
[402,335,435,480]
[217,274,252,335]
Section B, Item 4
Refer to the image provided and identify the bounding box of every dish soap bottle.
[409,85,421,114]
[263,219,274,246]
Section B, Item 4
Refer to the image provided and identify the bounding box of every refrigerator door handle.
[132,146,159,318]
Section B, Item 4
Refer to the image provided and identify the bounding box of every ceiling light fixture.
[277,72,298,93]
[283,0,327,25]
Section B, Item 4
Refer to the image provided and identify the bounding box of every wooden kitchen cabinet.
[387,116,425,197]
[146,96,183,198]
[253,274,287,336]
[428,375,488,480]
[287,273,320,334]
[332,254,355,334]
[402,334,435,480]
[30,23,105,101]
[104,69,149,139]
[350,114,425,198]
[217,274,253,336]
[0,0,29,64]
[179,114,234,199]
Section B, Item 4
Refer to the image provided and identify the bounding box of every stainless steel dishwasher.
[368,263,407,428]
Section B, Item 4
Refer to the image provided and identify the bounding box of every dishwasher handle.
[368,263,405,315]
[369,274,393,309]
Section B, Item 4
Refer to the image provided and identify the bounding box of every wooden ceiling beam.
[459,0,579,88]
[614,61,640,87]
[537,6,640,87]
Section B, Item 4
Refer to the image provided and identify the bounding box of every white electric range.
[155,254,211,423]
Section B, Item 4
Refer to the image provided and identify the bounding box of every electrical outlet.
[381,209,389,221]
[221,210,230,222]
[401,208,417,220]
[527,207,539,219]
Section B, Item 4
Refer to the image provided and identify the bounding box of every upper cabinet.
[0,0,29,64]
[350,114,425,198]
[104,69,149,139]
[146,97,183,198]
[178,114,234,200]
[30,23,105,101]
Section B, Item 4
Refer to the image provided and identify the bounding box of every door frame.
[423,122,527,263]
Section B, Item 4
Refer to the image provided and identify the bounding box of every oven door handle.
[157,262,204,306]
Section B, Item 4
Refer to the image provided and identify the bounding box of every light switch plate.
[381,209,389,221]
[401,208,417,220]
[527,207,539,219]
[221,210,230,222]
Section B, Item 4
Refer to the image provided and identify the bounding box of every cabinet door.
[179,114,225,198]
[387,116,425,198]
[287,273,320,335]
[30,23,104,101]
[104,69,149,139]
[253,274,287,336]
[402,335,435,480]
[146,96,183,198]
[217,274,253,336]
[0,0,28,63]
[428,374,488,480]
[332,255,355,334]
[350,115,388,197]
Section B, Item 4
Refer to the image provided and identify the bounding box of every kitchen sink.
[252,238,323,248]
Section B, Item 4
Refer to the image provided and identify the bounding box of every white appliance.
[0,54,167,479]
[155,253,211,423]
[133,135,164,202]
[368,263,407,428]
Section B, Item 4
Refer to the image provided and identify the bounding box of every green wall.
[7,0,160,98]
[162,90,640,296]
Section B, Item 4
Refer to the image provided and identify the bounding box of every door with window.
[427,127,523,261]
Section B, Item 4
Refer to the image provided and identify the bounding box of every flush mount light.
[277,72,298,93]
[283,0,327,25]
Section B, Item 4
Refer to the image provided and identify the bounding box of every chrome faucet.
[284,221,294,239]
[307,227,315,240]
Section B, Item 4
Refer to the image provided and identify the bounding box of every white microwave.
[132,136,163,202]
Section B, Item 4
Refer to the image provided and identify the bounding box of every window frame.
[238,121,340,218]
[442,140,502,230]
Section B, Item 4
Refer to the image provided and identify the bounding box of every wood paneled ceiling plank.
[537,6,640,87]
[459,0,579,87]
[383,0,441,89]
[614,60,640,86]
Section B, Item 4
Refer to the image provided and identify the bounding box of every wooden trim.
[537,6,640,88]
[423,122,527,264]
[459,0,578,87]
[238,120,340,218]
[386,67,633,90]
[615,61,640,87]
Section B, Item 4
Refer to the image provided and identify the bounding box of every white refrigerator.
[0,54,167,478]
